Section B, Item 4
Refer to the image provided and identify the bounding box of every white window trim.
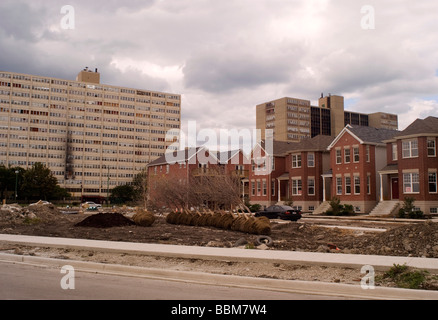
[345,176,351,195]
[429,171,437,194]
[307,152,315,168]
[308,177,315,196]
[336,148,342,164]
[427,138,436,157]
[292,154,302,168]
[344,147,351,164]
[402,139,419,159]
[353,146,360,163]
[403,173,420,194]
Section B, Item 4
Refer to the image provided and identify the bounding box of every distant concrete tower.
[76,67,100,84]
[319,95,345,136]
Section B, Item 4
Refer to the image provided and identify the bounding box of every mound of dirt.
[75,213,135,228]
[0,202,61,224]
[354,221,438,258]
[24,203,60,221]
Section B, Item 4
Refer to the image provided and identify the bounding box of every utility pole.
[15,170,19,202]
[107,166,110,207]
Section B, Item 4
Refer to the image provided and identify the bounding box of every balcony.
[231,169,249,179]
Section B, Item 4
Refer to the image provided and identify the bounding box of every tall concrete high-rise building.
[256,94,398,143]
[0,69,181,202]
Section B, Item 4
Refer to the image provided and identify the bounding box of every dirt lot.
[1,203,438,290]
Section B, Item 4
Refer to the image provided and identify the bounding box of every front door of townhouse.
[391,178,399,200]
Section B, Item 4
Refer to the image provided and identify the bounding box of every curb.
[1,234,438,274]
[1,253,438,300]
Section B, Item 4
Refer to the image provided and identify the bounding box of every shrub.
[398,197,425,219]
[382,264,429,289]
[325,197,355,216]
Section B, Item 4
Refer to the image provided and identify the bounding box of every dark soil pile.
[75,213,135,228]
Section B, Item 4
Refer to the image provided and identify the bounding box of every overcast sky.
[1,0,437,138]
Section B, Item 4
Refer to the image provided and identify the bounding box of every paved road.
[0,261,343,300]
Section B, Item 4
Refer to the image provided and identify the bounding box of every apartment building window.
[345,176,351,195]
[307,153,315,167]
[251,181,256,196]
[354,176,361,194]
[336,149,342,164]
[392,143,398,161]
[257,181,261,196]
[367,175,371,195]
[262,180,267,196]
[336,177,343,195]
[403,173,420,193]
[353,147,360,163]
[292,179,302,195]
[429,172,437,193]
[402,139,418,158]
[366,145,370,162]
[271,179,275,196]
[308,178,315,196]
[344,148,351,164]
[427,138,436,157]
[292,154,302,168]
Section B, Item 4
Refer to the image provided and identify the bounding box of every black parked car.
[255,205,302,221]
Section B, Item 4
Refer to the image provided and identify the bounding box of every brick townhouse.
[320,125,398,214]
[147,147,250,208]
[376,116,438,216]
[146,116,437,216]
[249,136,333,211]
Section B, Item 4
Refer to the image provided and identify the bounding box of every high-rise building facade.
[0,69,181,201]
[256,97,313,143]
[257,94,398,143]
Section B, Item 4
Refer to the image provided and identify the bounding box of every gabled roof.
[392,116,438,139]
[147,147,248,167]
[147,147,199,167]
[293,135,334,153]
[328,125,398,150]
[256,135,334,156]
[216,149,242,164]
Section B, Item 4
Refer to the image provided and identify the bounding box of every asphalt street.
[0,261,341,300]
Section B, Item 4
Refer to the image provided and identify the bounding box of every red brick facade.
[380,117,438,214]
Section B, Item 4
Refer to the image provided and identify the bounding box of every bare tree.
[148,166,246,211]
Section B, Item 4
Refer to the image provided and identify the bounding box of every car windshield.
[280,206,294,210]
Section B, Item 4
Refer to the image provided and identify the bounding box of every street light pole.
[107,166,110,207]
[15,170,19,202]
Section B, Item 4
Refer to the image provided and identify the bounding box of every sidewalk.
[1,234,437,273]
[1,233,438,300]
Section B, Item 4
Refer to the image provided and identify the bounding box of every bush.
[249,204,262,213]
[325,197,355,216]
[398,197,425,219]
[381,264,429,289]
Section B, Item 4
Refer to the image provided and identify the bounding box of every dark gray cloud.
[0,0,437,132]
[0,1,48,42]
[183,49,296,93]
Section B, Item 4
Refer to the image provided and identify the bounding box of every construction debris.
[1,201,60,223]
